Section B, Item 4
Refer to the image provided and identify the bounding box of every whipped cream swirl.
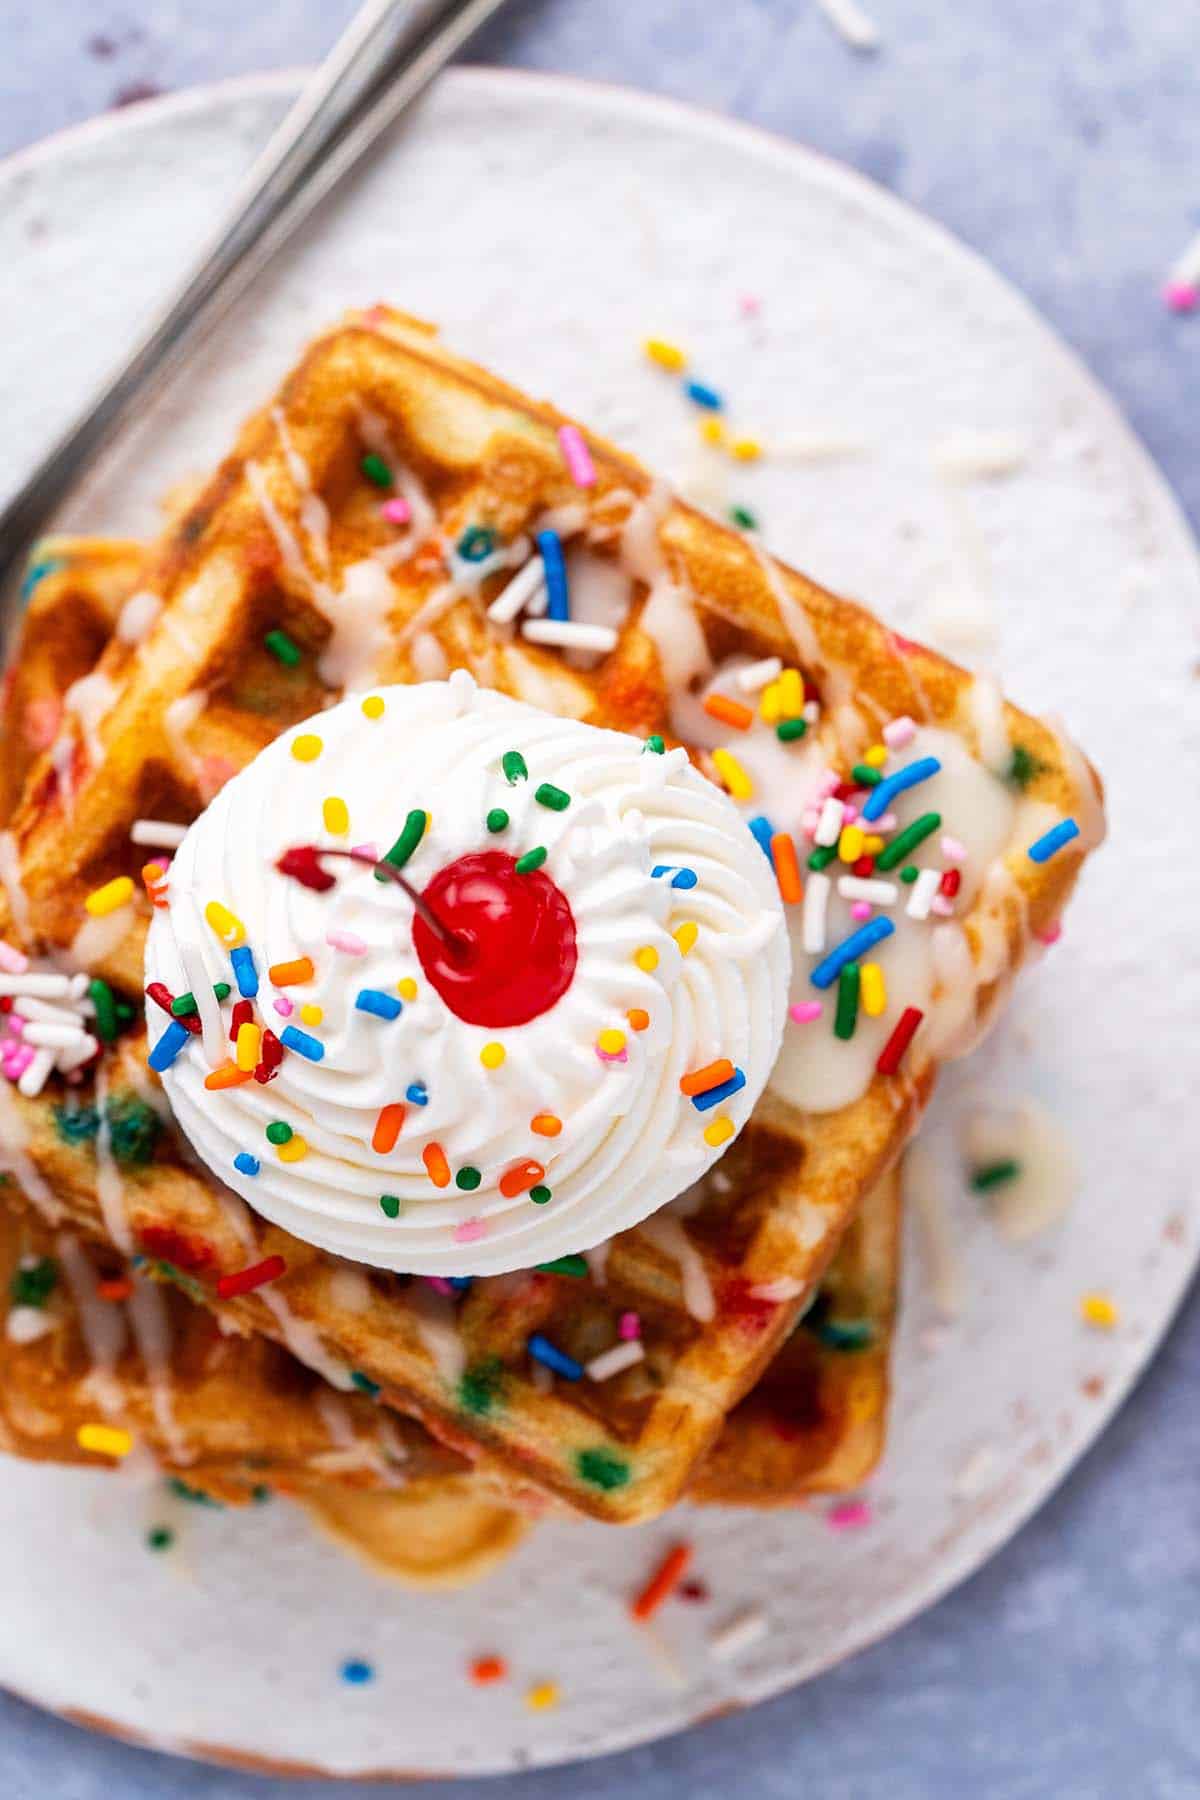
[146,679,788,1275]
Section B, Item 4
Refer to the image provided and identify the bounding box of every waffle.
[0,312,1102,1521]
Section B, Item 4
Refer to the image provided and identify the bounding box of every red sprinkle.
[875,1006,924,1076]
[97,1276,134,1303]
[679,1579,710,1604]
[469,1655,508,1685]
[145,982,201,1034]
[631,1542,693,1622]
[275,844,337,892]
[852,854,876,878]
[139,1227,215,1273]
[216,1254,286,1300]
[230,998,253,1039]
[253,1028,284,1084]
[939,868,961,898]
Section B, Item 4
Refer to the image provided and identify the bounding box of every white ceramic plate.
[0,68,1196,1780]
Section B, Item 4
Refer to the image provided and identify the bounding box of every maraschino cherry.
[412,850,577,1028]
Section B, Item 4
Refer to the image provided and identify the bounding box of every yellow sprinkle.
[396,978,418,1001]
[235,1021,262,1072]
[204,900,246,948]
[759,681,783,724]
[730,436,762,462]
[704,1115,735,1149]
[711,748,754,801]
[1080,1293,1118,1330]
[278,1135,309,1163]
[291,733,323,762]
[777,668,804,715]
[699,416,725,447]
[361,695,386,720]
[480,1041,506,1070]
[846,1372,882,1425]
[77,1423,132,1459]
[864,744,888,768]
[299,1004,324,1027]
[323,796,349,835]
[84,876,134,918]
[863,834,885,856]
[643,337,687,372]
[597,1029,627,1056]
[525,1681,560,1712]
[673,921,698,957]
[838,825,865,864]
[861,962,887,1017]
[634,946,659,974]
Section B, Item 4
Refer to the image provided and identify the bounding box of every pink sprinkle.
[801,809,819,838]
[596,1047,629,1065]
[850,901,872,922]
[842,803,859,824]
[273,997,294,1017]
[618,1311,641,1341]
[326,930,368,956]
[453,1218,487,1245]
[874,812,898,833]
[930,895,956,917]
[816,769,841,799]
[789,1001,823,1025]
[1164,280,1198,314]
[1036,920,1063,946]
[738,293,762,318]
[882,715,917,750]
[381,496,412,526]
[425,1275,456,1295]
[6,1016,25,1038]
[557,423,597,489]
[0,940,27,975]
[23,697,61,750]
[827,1499,872,1532]
[362,303,388,328]
[4,1044,33,1079]
[351,842,379,862]
[941,835,967,863]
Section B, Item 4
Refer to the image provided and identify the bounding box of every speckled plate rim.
[0,64,1196,1780]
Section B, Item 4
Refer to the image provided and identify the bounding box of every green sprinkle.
[88,977,118,1043]
[515,847,547,874]
[114,1001,135,1024]
[459,1356,506,1417]
[875,811,942,872]
[265,1121,293,1146]
[729,504,758,531]
[213,982,231,1001]
[170,992,198,1017]
[536,1255,588,1277]
[643,735,665,755]
[456,1166,482,1191]
[1007,744,1041,789]
[486,808,509,833]
[52,1094,162,1167]
[379,1194,401,1219]
[168,1477,223,1508]
[529,1185,553,1205]
[534,783,570,812]
[808,1304,875,1351]
[154,1261,207,1302]
[834,962,860,1040]
[851,763,882,787]
[457,525,497,562]
[360,452,392,489]
[350,1370,381,1397]
[776,718,808,743]
[146,1526,174,1552]
[970,1159,1021,1193]
[900,865,920,884]
[264,628,302,667]
[251,1484,271,1503]
[807,844,837,872]
[502,750,528,785]
[576,1447,631,1491]
[377,808,427,878]
[11,1257,57,1308]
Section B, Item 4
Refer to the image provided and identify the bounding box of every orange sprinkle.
[680,1058,736,1097]
[205,1060,253,1091]
[499,1159,545,1199]
[530,1113,562,1138]
[268,956,315,986]
[631,1541,693,1622]
[141,861,169,908]
[423,1142,451,1188]
[702,692,754,732]
[372,1103,406,1155]
[770,831,803,903]
[470,1655,508,1685]
[97,1277,133,1303]
[627,1007,650,1032]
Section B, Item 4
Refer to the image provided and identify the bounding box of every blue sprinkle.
[1028,818,1080,864]
[810,917,896,990]
[355,988,403,1021]
[651,864,698,890]
[20,557,64,602]
[457,525,496,563]
[536,528,570,621]
[747,815,776,860]
[229,945,259,998]
[280,1025,325,1062]
[350,1370,380,1397]
[340,1658,375,1686]
[405,1081,428,1106]
[448,1276,473,1293]
[234,1152,260,1177]
[691,1067,747,1112]
[527,1333,583,1382]
[684,379,723,411]
[147,1019,191,1072]
[861,756,942,823]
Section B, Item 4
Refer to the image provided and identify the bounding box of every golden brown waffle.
[0,312,1102,1521]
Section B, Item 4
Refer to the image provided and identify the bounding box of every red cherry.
[412,850,577,1028]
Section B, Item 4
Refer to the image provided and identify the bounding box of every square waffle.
[0,313,1102,1520]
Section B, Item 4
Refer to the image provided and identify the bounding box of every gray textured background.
[1,3,1198,1796]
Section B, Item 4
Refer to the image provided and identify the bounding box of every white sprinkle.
[585,1339,645,1383]
[906,868,942,920]
[115,590,163,645]
[1167,227,1200,289]
[0,941,28,975]
[930,894,957,917]
[56,1034,99,1074]
[68,974,90,1002]
[17,1047,55,1098]
[21,1022,91,1051]
[814,797,844,847]
[802,699,821,724]
[837,876,898,907]
[487,554,546,624]
[0,973,73,1000]
[735,656,782,694]
[11,997,87,1028]
[813,0,880,51]
[448,667,476,712]
[883,715,917,749]
[521,618,618,654]
[709,1607,769,1662]
[131,819,187,849]
[6,1305,55,1345]
[802,873,831,954]
[934,431,1029,482]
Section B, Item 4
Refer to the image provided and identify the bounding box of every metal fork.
[0,0,511,633]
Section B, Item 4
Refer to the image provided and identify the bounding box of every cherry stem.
[279,844,470,956]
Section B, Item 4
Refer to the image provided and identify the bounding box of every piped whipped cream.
[145,678,789,1276]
